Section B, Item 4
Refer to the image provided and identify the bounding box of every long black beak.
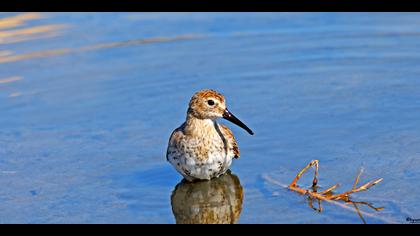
[223,108,254,135]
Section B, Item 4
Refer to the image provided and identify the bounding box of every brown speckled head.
[187,89,254,135]
[188,89,227,119]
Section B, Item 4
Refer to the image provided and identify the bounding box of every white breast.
[168,132,235,181]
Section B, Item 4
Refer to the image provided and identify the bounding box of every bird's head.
[187,89,254,135]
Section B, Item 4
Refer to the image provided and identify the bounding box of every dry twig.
[288,160,383,202]
[286,160,384,223]
[262,171,393,223]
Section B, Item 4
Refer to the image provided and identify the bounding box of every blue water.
[1,13,420,223]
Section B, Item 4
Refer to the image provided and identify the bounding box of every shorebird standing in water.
[167,89,254,181]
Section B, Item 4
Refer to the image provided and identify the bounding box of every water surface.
[1,13,420,223]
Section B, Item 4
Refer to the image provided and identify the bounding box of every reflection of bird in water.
[171,171,243,224]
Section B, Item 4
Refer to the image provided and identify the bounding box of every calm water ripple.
[1,12,420,223]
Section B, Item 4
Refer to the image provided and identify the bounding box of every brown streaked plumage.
[220,124,240,158]
[166,89,253,181]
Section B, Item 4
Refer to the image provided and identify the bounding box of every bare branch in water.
[262,160,387,223]
[262,171,397,224]
[287,160,383,202]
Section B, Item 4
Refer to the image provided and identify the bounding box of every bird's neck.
[184,114,219,137]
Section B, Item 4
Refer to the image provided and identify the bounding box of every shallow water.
[1,13,420,224]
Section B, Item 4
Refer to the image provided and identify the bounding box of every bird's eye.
[207,100,215,106]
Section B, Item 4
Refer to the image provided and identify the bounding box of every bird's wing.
[220,124,240,159]
[166,123,186,161]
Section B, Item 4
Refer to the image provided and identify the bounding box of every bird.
[166,89,254,181]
